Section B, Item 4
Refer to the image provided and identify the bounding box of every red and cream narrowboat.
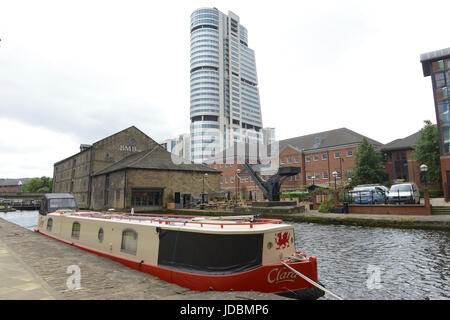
[35,194,324,299]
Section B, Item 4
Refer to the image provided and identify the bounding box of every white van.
[387,182,420,204]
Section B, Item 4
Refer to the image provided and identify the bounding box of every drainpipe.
[124,169,127,210]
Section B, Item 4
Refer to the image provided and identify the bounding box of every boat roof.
[44,193,76,199]
[48,211,292,233]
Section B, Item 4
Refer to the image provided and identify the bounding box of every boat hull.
[35,227,323,298]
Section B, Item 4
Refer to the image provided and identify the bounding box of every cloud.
[0,119,79,178]
[0,0,449,178]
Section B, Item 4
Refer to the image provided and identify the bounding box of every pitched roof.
[380,131,420,151]
[92,145,219,176]
[54,126,158,166]
[278,127,383,153]
[0,178,31,187]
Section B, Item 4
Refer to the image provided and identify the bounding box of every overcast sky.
[1,0,449,178]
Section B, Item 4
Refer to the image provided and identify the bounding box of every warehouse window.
[121,229,138,255]
[131,189,162,207]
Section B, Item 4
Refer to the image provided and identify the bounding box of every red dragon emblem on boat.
[275,231,290,250]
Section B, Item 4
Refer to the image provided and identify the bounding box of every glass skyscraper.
[190,8,263,163]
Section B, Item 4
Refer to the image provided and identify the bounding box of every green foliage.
[348,137,387,186]
[22,176,52,193]
[166,192,174,202]
[318,198,335,213]
[419,189,443,198]
[413,120,441,186]
[281,192,311,201]
[240,185,248,200]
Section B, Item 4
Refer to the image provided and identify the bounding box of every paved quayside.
[0,218,290,300]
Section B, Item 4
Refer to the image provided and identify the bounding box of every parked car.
[353,184,389,196]
[350,186,387,204]
[387,182,420,204]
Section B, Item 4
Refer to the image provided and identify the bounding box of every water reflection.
[0,210,39,231]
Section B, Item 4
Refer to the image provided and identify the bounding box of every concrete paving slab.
[0,237,61,300]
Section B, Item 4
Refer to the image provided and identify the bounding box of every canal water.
[293,222,449,300]
[1,210,448,300]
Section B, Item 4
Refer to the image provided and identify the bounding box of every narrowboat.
[35,194,324,299]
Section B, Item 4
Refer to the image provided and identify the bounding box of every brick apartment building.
[420,47,450,198]
[206,127,383,200]
[0,178,29,192]
[380,130,440,190]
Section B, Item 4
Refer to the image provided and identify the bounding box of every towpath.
[167,208,450,231]
[0,218,290,300]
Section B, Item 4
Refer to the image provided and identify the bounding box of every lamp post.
[332,171,338,192]
[420,164,428,207]
[420,164,428,188]
[236,169,241,204]
[202,173,208,204]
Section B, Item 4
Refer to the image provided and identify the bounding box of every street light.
[420,164,428,188]
[202,173,208,204]
[332,171,338,192]
[236,169,241,204]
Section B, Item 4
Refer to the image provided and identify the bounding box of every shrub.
[166,192,174,202]
[318,198,335,213]
[419,189,443,198]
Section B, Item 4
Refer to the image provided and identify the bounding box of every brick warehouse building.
[277,128,382,191]
[420,47,450,199]
[53,126,219,210]
[0,178,30,192]
[206,127,383,200]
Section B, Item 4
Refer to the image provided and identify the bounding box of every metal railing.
[54,210,283,229]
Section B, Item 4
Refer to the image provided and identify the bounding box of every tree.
[240,185,248,200]
[413,120,441,186]
[348,137,387,186]
[22,176,52,193]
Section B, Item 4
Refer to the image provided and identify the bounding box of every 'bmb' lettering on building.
[119,145,141,152]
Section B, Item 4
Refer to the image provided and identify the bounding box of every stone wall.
[53,126,160,208]
[348,204,431,215]
[91,168,221,210]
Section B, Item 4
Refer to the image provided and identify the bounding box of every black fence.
[312,189,419,206]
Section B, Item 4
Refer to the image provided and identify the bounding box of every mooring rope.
[280,261,344,300]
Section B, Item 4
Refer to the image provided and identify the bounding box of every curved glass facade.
[190,8,263,163]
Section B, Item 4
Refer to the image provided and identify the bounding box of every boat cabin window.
[71,222,81,239]
[46,218,53,231]
[121,229,138,255]
[49,198,77,212]
[98,228,104,243]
